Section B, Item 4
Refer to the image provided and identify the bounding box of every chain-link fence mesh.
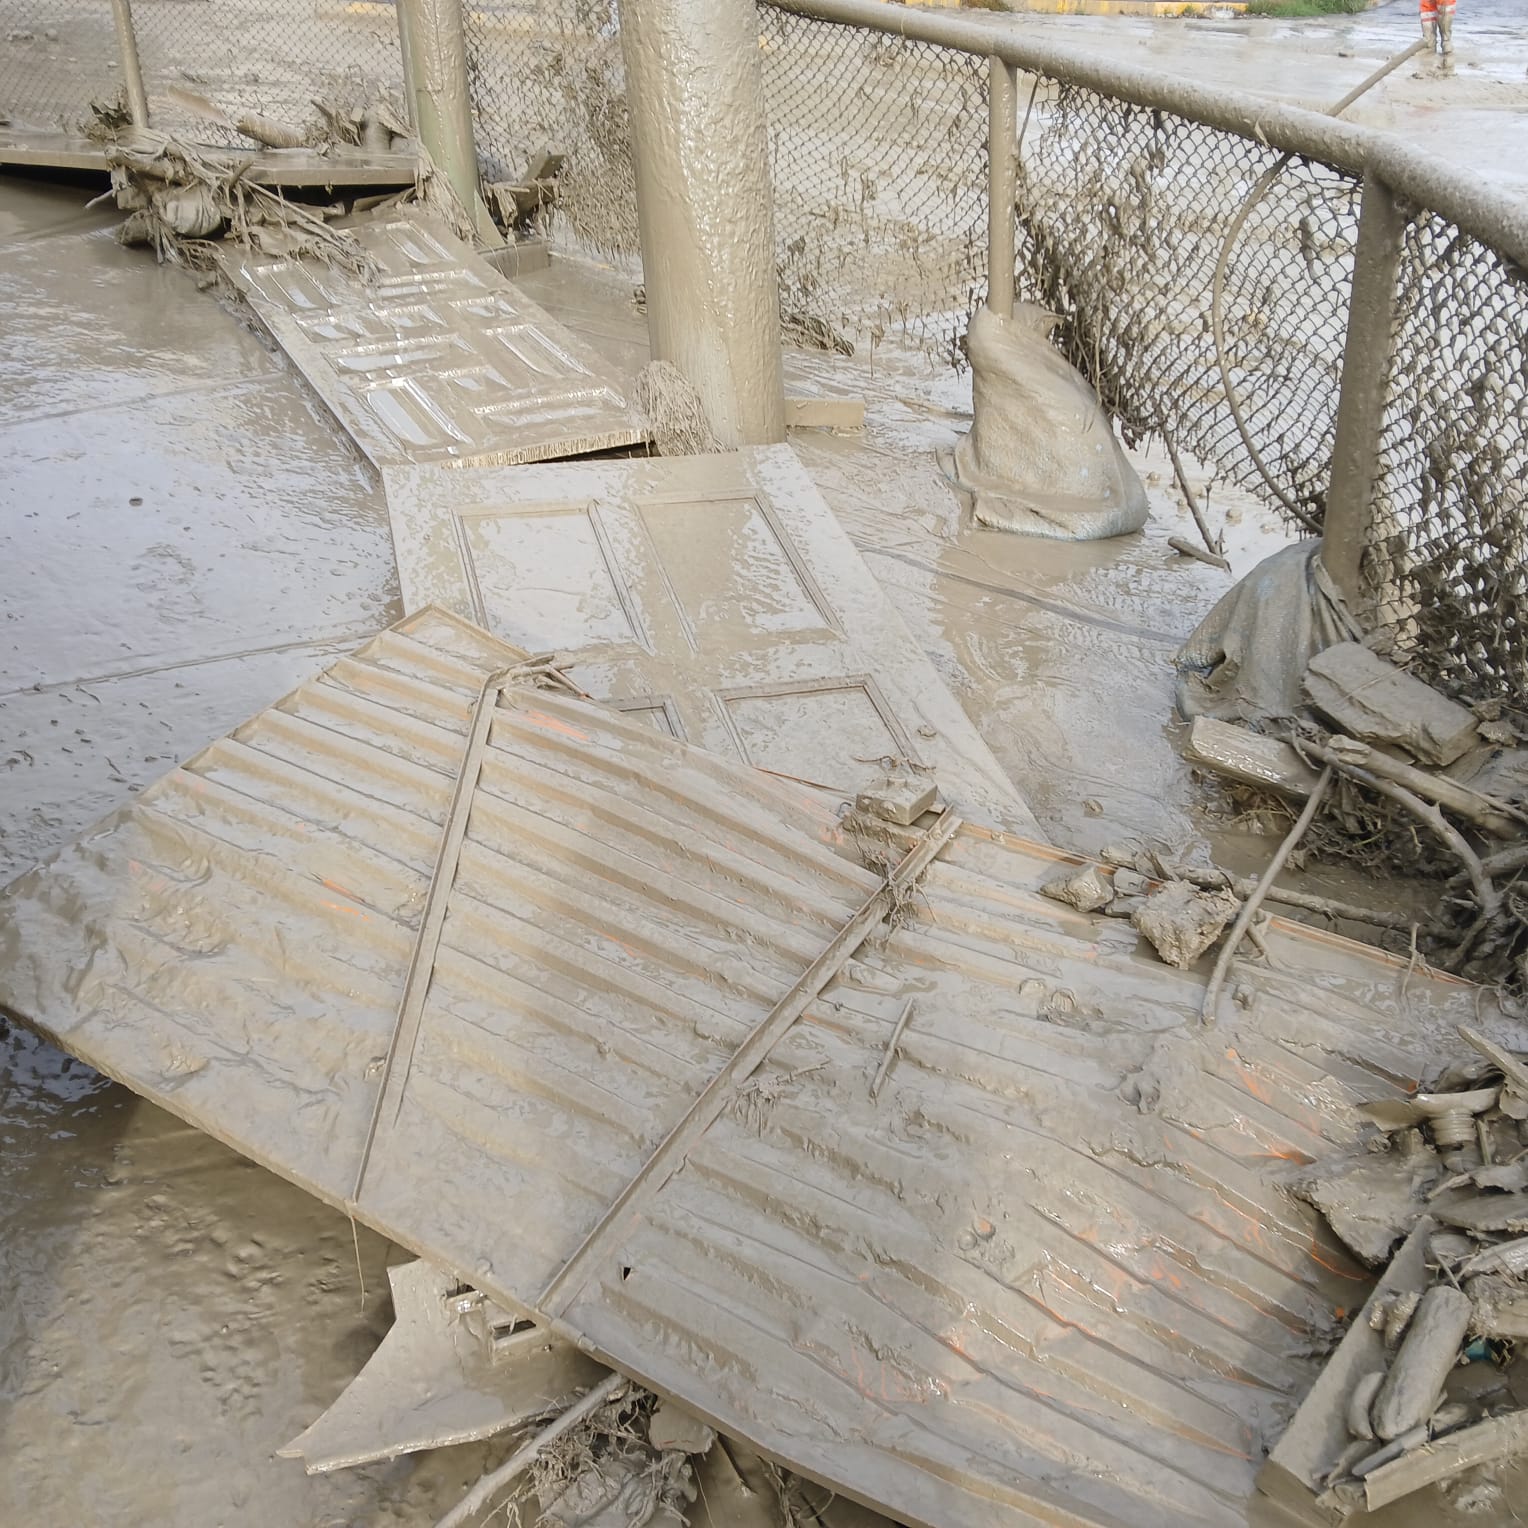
[7,1,1527,707]
[0,0,128,132]
[1013,81,1362,533]
[130,0,405,147]
[463,1,638,262]
[758,7,987,365]
[1368,215,1528,702]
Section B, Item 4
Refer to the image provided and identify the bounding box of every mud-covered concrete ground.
[3,8,1527,1520]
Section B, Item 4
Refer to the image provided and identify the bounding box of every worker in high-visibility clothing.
[1420,0,1456,60]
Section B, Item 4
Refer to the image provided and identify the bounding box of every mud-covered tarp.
[0,608,1486,1527]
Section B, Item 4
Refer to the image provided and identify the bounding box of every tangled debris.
[1179,596,1528,994]
[1265,1023,1528,1520]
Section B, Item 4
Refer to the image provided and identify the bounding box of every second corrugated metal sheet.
[0,608,1485,1527]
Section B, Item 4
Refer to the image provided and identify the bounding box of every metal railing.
[760,0,1528,704]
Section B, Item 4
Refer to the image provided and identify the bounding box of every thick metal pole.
[986,55,1018,320]
[108,0,150,127]
[620,0,787,446]
[1321,172,1407,612]
[397,0,496,243]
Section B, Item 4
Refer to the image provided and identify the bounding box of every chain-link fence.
[1014,81,1362,534]
[0,0,128,132]
[759,7,987,365]
[131,0,405,147]
[1364,215,1528,702]
[749,3,1528,701]
[7,0,1528,701]
[0,0,405,147]
[462,0,637,261]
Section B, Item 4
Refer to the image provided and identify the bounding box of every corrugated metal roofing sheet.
[0,608,1482,1527]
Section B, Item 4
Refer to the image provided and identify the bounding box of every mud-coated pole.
[620,0,786,446]
[987,55,1018,320]
[109,0,150,127]
[1322,172,1407,613]
[397,0,496,243]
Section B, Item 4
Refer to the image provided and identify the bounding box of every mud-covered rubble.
[1179,587,1528,992]
[1264,1025,1528,1521]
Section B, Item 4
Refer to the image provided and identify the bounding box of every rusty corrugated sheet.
[0,609,1480,1527]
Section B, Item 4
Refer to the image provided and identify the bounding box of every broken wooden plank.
[1184,715,1322,797]
[1362,1408,1528,1512]
[785,395,866,431]
[1304,643,1480,767]
[280,1260,606,1472]
[1258,1219,1435,1525]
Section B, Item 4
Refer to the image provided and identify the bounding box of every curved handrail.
[763,0,1528,270]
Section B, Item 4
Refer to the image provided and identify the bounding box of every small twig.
[869,997,916,1100]
[1163,435,1223,557]
[435,1373,628,1528]
[1167,535,1231,573]
[1202,767,1334,1025]
[1400,922,1422,999]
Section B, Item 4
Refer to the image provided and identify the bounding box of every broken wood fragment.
[1305,643,1480,767]
[1184,715,1322,797]
[1258,1220,1435,1520]
[785,395,866,431]
[1167,534,1230,572]
[869,997,916,1101]
[1361,1408,1528,1511]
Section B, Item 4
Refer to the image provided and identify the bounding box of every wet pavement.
[0,174,510,1527]
[994,0,1528,194]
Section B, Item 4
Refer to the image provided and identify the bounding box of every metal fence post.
[986,54,1018,320]
[108,0,150,127]
[396,0,497,244]
[1321,171,1407,612]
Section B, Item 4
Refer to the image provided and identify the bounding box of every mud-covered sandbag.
[1175,539,1360,726]
[951,304,1149,541]
[150,182,224,239]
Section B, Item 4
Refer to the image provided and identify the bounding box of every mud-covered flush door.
[384,445,1034,830]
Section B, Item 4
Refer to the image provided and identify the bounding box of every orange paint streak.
[521,708,592,743]
[320,900,368,920]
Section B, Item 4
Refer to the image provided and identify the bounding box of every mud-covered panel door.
[384,446,1035,831]
[220,212,646,469]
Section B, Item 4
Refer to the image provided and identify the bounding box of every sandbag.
[951,303,1149,541]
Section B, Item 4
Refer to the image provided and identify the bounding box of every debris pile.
[1180,622,1528,992]
[104,131,380,269]
[1264,1023,1528,1520]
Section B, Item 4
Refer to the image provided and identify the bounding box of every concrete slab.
[220,210,648,469]
[384,445,1039,833]
[0,202,282,426]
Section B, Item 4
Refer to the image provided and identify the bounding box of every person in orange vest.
[1420,0,1456,60]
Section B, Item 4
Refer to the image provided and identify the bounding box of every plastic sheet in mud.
[219,211,646,468]
[0,607,1485,1528]
[384,443,1037,834]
